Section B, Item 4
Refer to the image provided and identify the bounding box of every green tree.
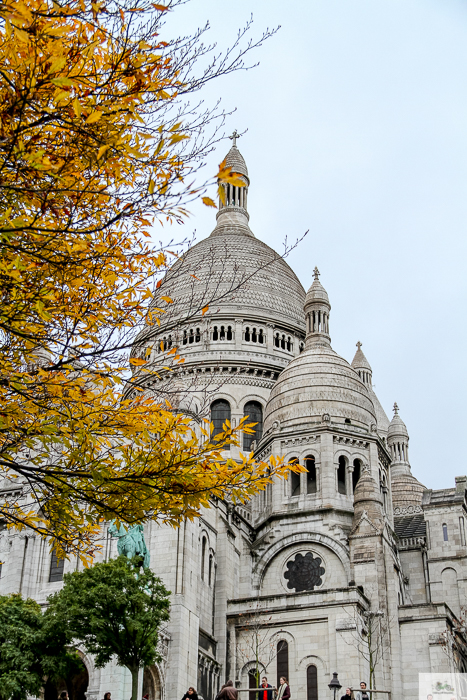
[0,593,82,700]
[47,556,171,700]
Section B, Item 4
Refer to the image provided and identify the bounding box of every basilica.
[1,139,467,700]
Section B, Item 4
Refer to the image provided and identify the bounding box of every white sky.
[163,0,467,490]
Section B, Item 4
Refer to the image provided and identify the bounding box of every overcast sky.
[163,0,467,491]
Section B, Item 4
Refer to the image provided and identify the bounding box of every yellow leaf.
[15,28,29,43]
[152,3,169,10]
[201,305,209,316]
[218,185,226,206]
[202,197,217,209]
[97,145,110,160]
[86,111,103,124]
[50,56,67,73]
[72,97,82,118]
[148,179,155,194]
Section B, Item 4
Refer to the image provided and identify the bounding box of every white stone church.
[1,139,467,700]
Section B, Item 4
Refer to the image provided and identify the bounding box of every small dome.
[305,268,330,306]
[353,468,384,524]
[387,403,409,440]
[351,342,372,372]
[263,343,377,433]
[224,144,248,180]
[391,473,425,509]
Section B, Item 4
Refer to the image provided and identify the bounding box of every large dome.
[263,343,377,433]
[147,141,305,335]
[155,231,306,330]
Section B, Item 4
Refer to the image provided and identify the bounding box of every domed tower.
[351,342,390,439]
[388,403,425,512]
[257,270,392,526]
[131,135,306,459]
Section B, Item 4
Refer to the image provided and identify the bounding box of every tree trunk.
[130,667,140,700]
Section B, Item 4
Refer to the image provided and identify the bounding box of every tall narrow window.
[460,517,466,546]
[227,326,233,341]
[249,670,257,700]
[277,640,289,688]
[201,536,206,580]
[306,456,317,494]
[307,665,318,700]
[352,458,361,492]
[211,400,231,450]
[213,326,219,341]
[49,550,65,582]
[443,523,449,541]
[338,456,347,494]
[195,327,201,342]
[290,459,300,496]
[243,401,263,451]
[208,553,213,586]
[245,327,250,342]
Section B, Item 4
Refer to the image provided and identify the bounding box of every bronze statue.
[108,522,150,569]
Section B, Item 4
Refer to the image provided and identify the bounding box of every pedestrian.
[217,680,238,700]
[260,677,274,700]
[59,692,68,700]
[181,689,198,700]
[340,689,352,700]
[355,682,369,700]
[103,693,111,700]
[277,677,290,700]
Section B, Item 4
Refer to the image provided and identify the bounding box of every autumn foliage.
[0,0,297,560]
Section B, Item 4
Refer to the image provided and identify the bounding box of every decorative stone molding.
[333,436,369,448]
[393,505,422,515]
[322,413,331,423]
[280,435,320,447]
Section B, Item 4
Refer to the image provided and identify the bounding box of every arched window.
[274,333,280,348]
[211,399,231,450]
[307,665,318,700]
[243,401,263,451]
[338,456,347,494]
[277,640,289,688]
[189,329,194,344]
[227,326,233,341]
[258,329,264,344]
[182,330,188,345]
[249,670,257,700]
[220,325,225,340]
[49,549,64,582]
[306,456,317,494]
[286,337,292,351]
[352,458,361,492]
[281,334,286,349]
[213,326,219,341]
[443,523,449,541]
[201,536,206,580]
[252,328,257,343]
[195,327,201,342]
[208,553,213,586]
[290,459,300,497]
[245,327,250,342]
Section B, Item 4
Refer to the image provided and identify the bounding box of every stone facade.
[1,141,466,700]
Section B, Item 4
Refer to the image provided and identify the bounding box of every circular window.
[284,551,325,592]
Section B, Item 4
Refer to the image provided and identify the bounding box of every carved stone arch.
[239,394,267,412]
[144,663,164,700]
[252,531,350,589]
[209,392,238,410]
[199,526,211,548]
[297,653,328,675]
[240,659,268,687]
[333,447,351,461]
[301,449,320,462]
[76,647,95,677]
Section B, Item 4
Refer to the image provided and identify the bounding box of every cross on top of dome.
[393,402,399,415]
[313,266,320,280]
[356,341,362,350]
[229,129,241,147]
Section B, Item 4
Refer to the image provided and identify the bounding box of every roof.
[394,514,426,539]
[224,145,248,179]
[351,343,372,372]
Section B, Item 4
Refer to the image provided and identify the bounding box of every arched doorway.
[44,659,89,700]
[144,665,162,700]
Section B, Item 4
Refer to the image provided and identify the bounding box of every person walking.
[277,677,290,700]
[260,678,274,700]
[217,680,238,700]
[340,689,353,700]
[181,688,198,700]
[355,682,369,700]
[102,693,111,700]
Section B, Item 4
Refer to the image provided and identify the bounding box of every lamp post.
[329,673,342,700]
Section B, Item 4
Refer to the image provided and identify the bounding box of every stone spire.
[351,341,372,388]
[304,267,331,349]
[387,403,425,509]
[214,131,251,235]
[352,465,384,529]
